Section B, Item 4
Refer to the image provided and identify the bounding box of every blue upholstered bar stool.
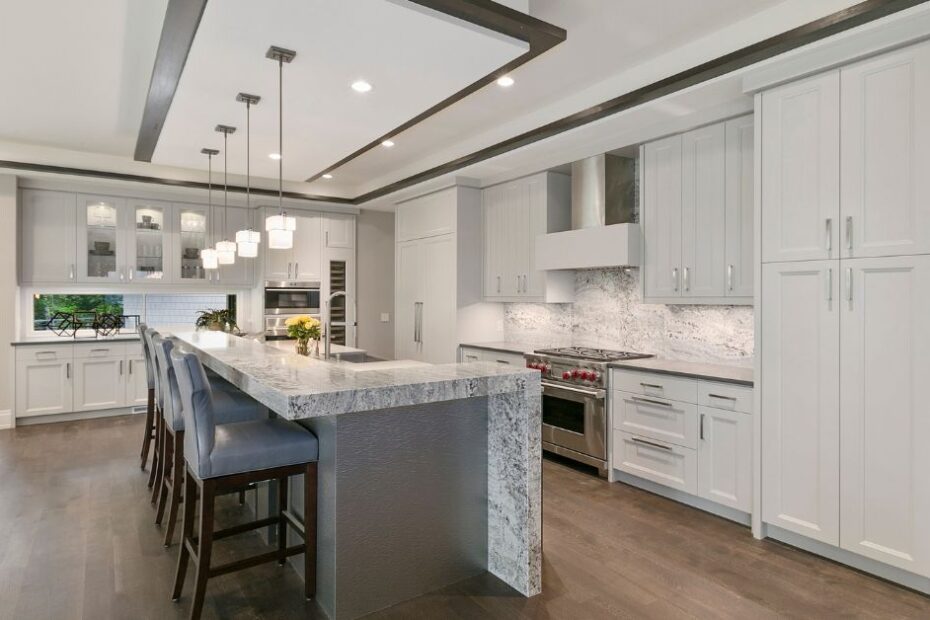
[170,349,318,620]
[138,323,157,472]
[152,334,267,546]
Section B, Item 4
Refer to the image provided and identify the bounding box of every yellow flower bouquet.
[284,314,321,355]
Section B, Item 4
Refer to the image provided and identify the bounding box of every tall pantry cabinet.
[760,40,930,579]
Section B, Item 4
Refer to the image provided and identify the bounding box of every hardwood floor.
[1,414,928,619]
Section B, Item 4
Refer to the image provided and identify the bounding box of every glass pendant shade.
[216,239,237,265]
[201,248,219,270]
[267,228,293,250]
[236,229,260,257]
[264,213,296,232]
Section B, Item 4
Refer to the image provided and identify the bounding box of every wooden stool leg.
[155,428,173,525]
[151,416,166,505]
[172,470,197,602]
[164,431,185,547]
[277,476,288,565]
[140,389,155,469]
[304,463,317,600]
[189,479,215,620]
[147,408,161,488]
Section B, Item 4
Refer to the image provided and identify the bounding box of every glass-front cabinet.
[174,204,208,282]
[129,200,169,282]
[76,194,128,283]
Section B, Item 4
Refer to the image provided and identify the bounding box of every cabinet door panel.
[725,116,755,297]
[524,174,548,298]
[128,199,170,283]
[761,73,840,263]
[698,406,752,512]
[840,255,930,576]
[761,260,839,544]
[292,212,322,282]
[644,135,683,298]
[420,235,457,363]
[483,186,504,298]
[841,42,930,259]
[126,352,150,407]
[501,182,525,297]
[20,189,76,284]
[682,123,726,297]
[77,194,128,283]
[73,357,124,412]
[173,204,209,283]
[395,240,421,361]
[263,207,292,281]
[324,213,355,249]
[15,359,72,417]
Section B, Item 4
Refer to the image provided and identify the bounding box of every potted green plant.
[195,308,239,333]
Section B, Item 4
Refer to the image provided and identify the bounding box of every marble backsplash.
[504,268,754,366]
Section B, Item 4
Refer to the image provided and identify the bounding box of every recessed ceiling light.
[496,75,515,87]
[382,140,395,148]
[269,153,282,160]
[322,173,333,179]
[351,80,372,93]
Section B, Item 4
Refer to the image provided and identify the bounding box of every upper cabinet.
[642,116,753,304]
[20,189,76,284]
[396,189,456,242]
[76,194,129,283]
[324,212,355,250]
[482,173,574,303]
[128,199,170,283]
[173,204,209,284]
[262,208,327,283]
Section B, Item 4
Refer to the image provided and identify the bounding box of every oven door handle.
[541,381,605,399]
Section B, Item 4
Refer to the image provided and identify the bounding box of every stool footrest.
[214,516,279,541]
[209,544,306,578]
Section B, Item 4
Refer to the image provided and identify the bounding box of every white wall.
[356,210,395,360]
[0,175,18,427]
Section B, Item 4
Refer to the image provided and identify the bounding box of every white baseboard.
[15,407,140,426]
[0,409,12,430]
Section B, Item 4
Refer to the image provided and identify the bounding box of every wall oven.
[264,281,320,339]
[541,381,607,475]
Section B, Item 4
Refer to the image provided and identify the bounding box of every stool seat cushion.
[207,418,319,478]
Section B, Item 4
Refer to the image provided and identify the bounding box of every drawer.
[611,370,697,404]
[613,391,698,449]
[612,430,697,494]
[483,350,524,366]
[15,344,73,363]
[73,342,128,359]
[460,347,483,363]
[698,381,753,413]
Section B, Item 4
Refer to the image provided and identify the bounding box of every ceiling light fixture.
[322,174,333,179]
[200,148,220,270]
[351,80,372,93]
[265,46,297,250]
[496,75,514,87]
[214,125,237,265]
[381,140,395,148]
[268,153,282,160]
[235,93,261,258]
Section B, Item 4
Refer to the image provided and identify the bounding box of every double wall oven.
[263,281,320,339]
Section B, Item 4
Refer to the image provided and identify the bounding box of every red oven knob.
[571,369,581,378]
[562,371,572,380]
[581,370,593,381]
[544,364,552,374]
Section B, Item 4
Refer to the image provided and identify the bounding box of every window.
[32,294,140,332]
[31,293,230,333]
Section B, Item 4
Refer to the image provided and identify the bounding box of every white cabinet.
[76,194,129,283]
[458,346,524,366]
[761,260,840,545]
[396,188,456,242]
[642,117,753,303]
[72,353,124,412]
[760,72,840,263]
[172,203,210,283]
[262,208,324,283]
[20,189,76,284]
[324,213,355,249]
[613,430,698,494]
[482,173,573,302]
[128,199,170,283]
[840,42,930,259]
[839,255,930,576]
[126,349,150,407]
[395,239,422,361]
[14,346,73,418]
[698,406,752,512]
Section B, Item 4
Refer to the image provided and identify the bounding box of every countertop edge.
[608,361,754,386]
[459,342,536,356]
[11,336,141,346]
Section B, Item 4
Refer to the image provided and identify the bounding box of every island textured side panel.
[487,378,542,596]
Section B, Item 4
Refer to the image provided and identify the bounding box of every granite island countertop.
[609,357,753,386]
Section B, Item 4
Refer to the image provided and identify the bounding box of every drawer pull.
[36,351,58,360]
[700,413,705,440]
[90,348,110,354]
[639,382,663,390]
[707,393,737,402]
[631,396,672,408]
[631,437,672,451]
[495,359,511,365]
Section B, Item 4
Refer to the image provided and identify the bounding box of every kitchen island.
[172,331,541,619]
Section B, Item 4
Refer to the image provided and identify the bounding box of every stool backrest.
[137,323,155,389]
[152,334,184,431]
[170,348,216,479]
[143,328,162,408]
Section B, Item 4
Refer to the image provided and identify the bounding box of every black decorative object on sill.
[44,311,80,337]
[73,312,100,339]
[94,313,122,337]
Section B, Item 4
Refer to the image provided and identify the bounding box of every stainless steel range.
[525,347,653,477]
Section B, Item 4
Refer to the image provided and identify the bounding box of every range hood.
[536,154,640,271]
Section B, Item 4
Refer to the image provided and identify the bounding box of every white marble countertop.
[173,331,538,419]
[609,357,753,386]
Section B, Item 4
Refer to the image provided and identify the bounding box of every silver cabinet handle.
[516,275,520,293]
[631,437,672,451]
[90,348,110,355]
[119,360,123,375]
[631,396,672,408]
[826,268,833,301]
[846,267,853,302]
[683,267,690,292]
[119,269,124,281]
[672,268,679,292]
[413,302,423,343]
[727,264,734,291]
[522,275,528,293]
[325,230,329,246]
[497,275,501,294]
[66,362,70,379]
[708,393,737,402]
[295,262,299,276]
[495,359,511,365]
[129,359,133,374]
[825,218,833,251]
[640,382,663,390]
[845,216,853,251]
[128,268,133,281]
[69,264,74,280]
[700,413,706,440]
[287,262,291,280]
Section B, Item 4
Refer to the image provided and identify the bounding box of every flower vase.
[312,339,320,357]
[296,338,310,356]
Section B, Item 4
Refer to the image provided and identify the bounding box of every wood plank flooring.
[1,414,928,619]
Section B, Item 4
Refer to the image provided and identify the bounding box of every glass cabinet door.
[176,206,208,281]
[79,195,125,282]
[130,201,168,282]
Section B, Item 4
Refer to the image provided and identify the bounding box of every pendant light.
[235,93,261,257]
[200,148,220,270]
[214,124,237,265]
[264,46,297,250]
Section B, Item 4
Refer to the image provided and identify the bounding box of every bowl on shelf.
[94,241,110,252]
[183,248,200,259]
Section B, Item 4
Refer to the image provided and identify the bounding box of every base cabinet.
[697,406,752,512]
[458,346,524,366]
[15,347,73,418]
[73,356,125,412]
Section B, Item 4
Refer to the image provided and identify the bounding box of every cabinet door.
[839,255,930,576]
[725,115,755,298]
[324,213,355,249]
[524,174,548,298]
[263,208,292,281]
[395,187,456,241]
[681,123,726,297]
[128,199,170,283]
[500,181,525,297]
[292,212,322,282]
[77,194,128,283]
[173,204,209,283]
[420,234,457,363]
[20,189,77,284]
[482,185,505,298]
[761,260,839,544]
[73,356,124,412]
[395,239,422,361]
[841,42,930,259]
[643,135,683,298]
[212,206,252,287]
[698,406,752,512]
[125,350,150,407]
[15,358,72,417]
[761,72,840,263]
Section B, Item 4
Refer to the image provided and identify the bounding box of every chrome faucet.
[323,290,348,360]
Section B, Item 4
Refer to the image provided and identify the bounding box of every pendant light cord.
[223,131,229,238]
[246,101,251,211]
[278,57,283,213]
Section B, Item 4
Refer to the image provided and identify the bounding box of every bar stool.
[152,334,266,547]
[138,323,157,471]
[142,327,164,491]
[170,349,318,620]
